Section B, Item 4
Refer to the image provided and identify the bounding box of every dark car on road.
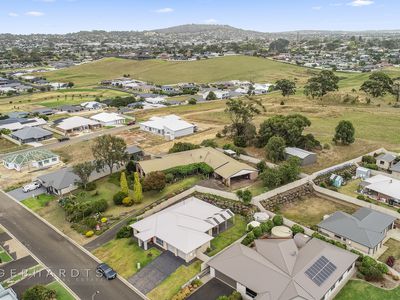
[58,136,70,142]
[127,120,136,126]
[96,263,117,280]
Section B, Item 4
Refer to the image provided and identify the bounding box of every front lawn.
[278,195,359,227]
[92,238,161,278]
[335,280,400,300]
[47,281,75,300]
[0,247,13,263]
[147,260,201,300]
[21,194,56,212]
[207,215,247,256]
[378,238,400,264]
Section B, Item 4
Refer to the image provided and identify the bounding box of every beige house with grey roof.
[207,237,357,300]
[137,147,258,186]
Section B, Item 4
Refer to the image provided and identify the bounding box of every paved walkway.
[128,252,184,294]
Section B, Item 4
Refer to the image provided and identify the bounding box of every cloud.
[312,6,322,10]
[25,11,45,17]
[8,12,19,17]
[155,8,174,13]
[203,18,218,24]
[347,0,374,6]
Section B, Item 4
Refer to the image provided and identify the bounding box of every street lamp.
[92,291,100,300]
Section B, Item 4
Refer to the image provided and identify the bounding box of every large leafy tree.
[23,285,56,300]
[265,136,286,163]
[72,162,95,190]
[304,70,339,98]
[269,38,290,53]
[224,98,265,146]
[257,114,311,147]
[333,120,355,145]
[92,135,128,175]
[275,79,296,97]
[360,72,393,98]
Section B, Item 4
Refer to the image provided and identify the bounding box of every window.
[380,161,384,165]
[155,237,164,246]
[245,287,257,298]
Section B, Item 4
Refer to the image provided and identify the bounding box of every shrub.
[85,182,97,191]
[85,230,94,238]
[200,139,218,148]
[236,189,252,205]
[101,217,108,223]
[188,98,197,105]
[83,217,97,229]
[252,226,263,238]
[323,143,330,150]
[364,163,378,170]
[357,195,366,201]
[165,173,174,183]
[362,155,376,164]
[22,285,56,300]
[272,215,283,226]
[122,196,134,206]
[359,256,388,281]
[222,143,246,155]
[164,162,214,179]
[113,191,128,205]
[256,160,267,172]
[386,256,395,268]
[168,142,200,153]
[233,136,247,147]
[116,226,133,239]
[142,171,166,191]
[242,231,255,246]
[64,198,108,222]
[291,224,305,235]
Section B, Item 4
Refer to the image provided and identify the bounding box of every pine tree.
[133,172,143,204]
[120,171,129,195]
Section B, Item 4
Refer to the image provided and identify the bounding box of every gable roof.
[376,153,396,163]
[138,147,257,180]
[390,161,400,173]
[11,127,52,140]
[207,238,357,300]
[55,116,100,131]
[131,197,233,254]
[285,147,316,159]
[318,208,395,248]
[140,114,194,132]
[362,174,400,200]
[90,112,124,123]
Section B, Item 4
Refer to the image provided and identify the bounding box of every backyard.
[277,195,359,227]
[335,279,400,300]
[207,215,247,256]
[147,260,201,300]
[92,238,161,278]
[378,238,400,271]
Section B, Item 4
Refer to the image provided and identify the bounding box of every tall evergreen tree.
[133,172,143,204]
[120,171,129,195]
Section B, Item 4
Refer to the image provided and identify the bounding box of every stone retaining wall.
[313,164,357,186]
[260,182,314,211]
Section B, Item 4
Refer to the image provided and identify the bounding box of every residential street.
[0,190,144,300]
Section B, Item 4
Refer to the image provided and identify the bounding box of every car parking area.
[187,278,234,300]
[128,251,184,294]
[7,186,46,201]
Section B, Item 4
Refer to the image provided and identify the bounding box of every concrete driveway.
[187,278,234,300]
[129,251,184,294]
[7,187,46,201]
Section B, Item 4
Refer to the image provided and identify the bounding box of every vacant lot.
[0,138,29,154]
[278,195,359,227]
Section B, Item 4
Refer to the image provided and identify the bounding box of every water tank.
[271,226,293,239]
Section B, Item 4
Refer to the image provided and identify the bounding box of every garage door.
[167,244,176,253]
[215,270,236,288]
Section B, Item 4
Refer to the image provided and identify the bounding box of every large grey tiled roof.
[11,127,52,140]
[318,207,395,248]
[38,167,79,190]
[376,153,396,163]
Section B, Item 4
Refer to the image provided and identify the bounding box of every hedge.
[164,163,214,178]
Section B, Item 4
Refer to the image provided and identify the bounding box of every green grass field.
[22,194,56,212]
[335,280,400,300]
[47,281,75,300]
[42,56,315,87]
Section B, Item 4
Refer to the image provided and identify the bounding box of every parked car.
[22,181,41,193]
[127,120,136,126]
[96,263,117,280]
[58,136,70,142]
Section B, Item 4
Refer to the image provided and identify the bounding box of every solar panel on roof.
[305,256,337,286]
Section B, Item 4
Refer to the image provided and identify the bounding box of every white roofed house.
[139,114,195,140]
[130,197,234,263]
[90,112,125,126]
[80,101,106,110]
[360,174,400,206]
[54,116,101,134]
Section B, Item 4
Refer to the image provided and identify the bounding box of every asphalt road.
[0,191,144,300]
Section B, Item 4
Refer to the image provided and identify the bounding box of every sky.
[1,0,399,34]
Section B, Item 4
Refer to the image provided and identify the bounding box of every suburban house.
[80,101,105,110]
[284,147,317,166]
[127,145,144,160]
[207,237,357,300]
[10,127,53,144]
[253,83,272,94]
[139,114,196,140]
[390,161,400,178]
[7,111,28,119]
[55,105,84,113]
[90,112,125,126]
[2,149,60,172]
[137,147,258,186]
[318,207,396,255]
[359,174,400,206]
[201,90,230,100]
[131,197,234,262]
[0,117,47,131]
[54,116,101,134]
[37,167,79,195]
[31,108,55,116]
[375,153,396,171]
